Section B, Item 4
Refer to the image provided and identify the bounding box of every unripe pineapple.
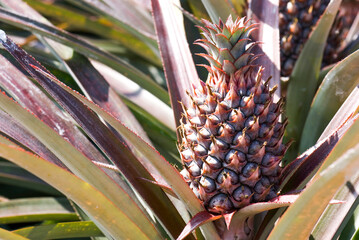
[279,0,357,76]
[279,0,330,76]
[178,17,289,214]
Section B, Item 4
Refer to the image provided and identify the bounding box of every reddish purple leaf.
[66,55,151,142]
[0,53,131,190]
[177,211,222,240]
[152,0,200,129]
[249,0,280,99]
[0,110,66,168]
[223,211,235,230]
[280,114,358,192]
[0,35,187,238]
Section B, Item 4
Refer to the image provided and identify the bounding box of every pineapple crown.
[195,16,259,77]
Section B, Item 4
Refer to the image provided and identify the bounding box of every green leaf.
[0,88,160,239]
[0,162,59,195]
[311,175,359,239]
[0,6,170,104]
[268,118,359,240]
[300,50,359,152]
[0,36,186,239]
[0,198,77,224]
[0,142,161,240]
[0,228,29,240]
[23,0,160,65]
[200,0,236,24]
[13,221,103,239]
[285,0,342,159]
[31,63,220,239]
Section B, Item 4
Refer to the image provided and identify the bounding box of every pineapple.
[279,0,331,76]
[178,17,289,214]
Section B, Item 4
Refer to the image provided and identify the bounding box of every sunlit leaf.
[0,35,186,239]
[249,0,280,98]
[0,142,161,239]
[13,221,103,239]
[285,0,342,159]
[0,198,77,224]
[0,228,29,240]
[268,118,359,240]
[152,0,200,128]
[0,6,169,104]
[300,50,359,152]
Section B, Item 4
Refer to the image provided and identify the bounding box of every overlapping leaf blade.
[0,84,160,238]
[0,6,169,104]
[23,46,220,239]
[13,221,103,239]
[300,50,359,152]
[152,0,200,128]
[249,0,280,96]
[0,198,77,224]
[285,0,342,159]
[268,117,359,240]
[0,34,187,239]
[0,142,160,240]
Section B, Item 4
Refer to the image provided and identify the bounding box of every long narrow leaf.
[0,34,187,239]
[0,228,29,240]
[13,221,103,239]
[0,6,169,104]
[319,86,359,141]
[268,118,359,240]
[30,58,220,239]
[300,50,359,152]
[0,198,77,224]
[0,53,137,196]
[0,162,59,195]
[285,0,342,158]
[0,110,64,168]
[0,142,160,240]
[91,60,176,131]
[249,0,280,98]
[152,0,200,128]
[23,0,160,65]
[311,174,359,239]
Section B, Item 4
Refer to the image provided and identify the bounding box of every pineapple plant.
[0,0,358,240]
[179,17,289,214]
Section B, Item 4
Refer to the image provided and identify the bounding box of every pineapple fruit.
[279,0,330,76]
[279,0,356,76]
[178,17,289,214]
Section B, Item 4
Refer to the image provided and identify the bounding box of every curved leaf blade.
[29,60,220,239]
[285,0,342,158]
[249,0,280,97]
[300,50,359,152]
[0,6,169,104]
[0,143,159,240]
[0,198,77,224]
[13,221,103,239]
[268,118,359,240]
[0,228,29,240]
[152,0,200,128]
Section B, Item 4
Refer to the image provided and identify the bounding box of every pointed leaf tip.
[0,29,6,42]
[177,211,222,240]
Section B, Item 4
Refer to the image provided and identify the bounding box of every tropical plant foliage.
[0,0,358,239]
